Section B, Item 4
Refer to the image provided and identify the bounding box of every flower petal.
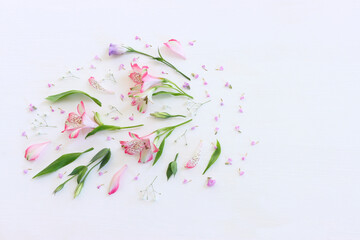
[69,128,82,139]
[164,39,186,59]
[81,113,98,129]
[24,141,50,161]
[77,101,85,115]
[138,148,153,163]
[108,165,128,195]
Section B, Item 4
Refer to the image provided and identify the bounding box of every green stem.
[162,79,193,99]
[126,47,190,81]
[117,124,144,130]
[155,119,192,134]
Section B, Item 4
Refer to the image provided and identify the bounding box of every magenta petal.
[108,165,128,195]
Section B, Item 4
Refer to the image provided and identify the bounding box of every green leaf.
[74,182,84,199]
[203,140,221,175]
[69,165,87,176]
[77,167,88,183]
[46,90,102,106]
[152,91,184,97]
[90,148,110,163]
[166,153,178,180]
[33,148,94,178]
[152,130,173,166]
[150,112,186,119]
[85,124,143,138]
[99,151,111,170]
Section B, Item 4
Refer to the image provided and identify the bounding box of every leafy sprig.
[203,140,221,175]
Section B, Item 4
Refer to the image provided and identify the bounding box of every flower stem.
[126,47,190,81]
[155,119,192,134]
[118,124,144,129]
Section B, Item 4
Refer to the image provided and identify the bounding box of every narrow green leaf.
[69,165,87,176]
[202,140,221,175]
[152,91,183,97]
[153,130,173,166]
[99,151,111,170]
[90,148,110,163]
[150,112,186,119]
[46,90,102,106]
[85,124,143,138]
[166,153,178,180]
[33,148,94,178]
[77,167,88,183]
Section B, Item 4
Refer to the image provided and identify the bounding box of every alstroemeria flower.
[25,141,50,161]
[129,63,148,84]
[62,101,98,139]
[109,43,127,56]
[164,39,186,59]
[108,164,128,195]
[120,132,159,163]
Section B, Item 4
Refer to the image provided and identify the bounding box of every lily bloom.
[164,39,186,59]
[62,101,98,139]
[108,43,128,56]
[108,164,128,195]
[25,141,50,161]
[129,63,148,84]
[120,132,159,163]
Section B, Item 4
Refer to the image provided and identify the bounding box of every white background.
[1,0,360,239]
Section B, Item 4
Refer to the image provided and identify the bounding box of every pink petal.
[69,128,82,139]
[24,141,50,161]
[77,101,86,115]
[138,148,153,163]
[164,39,186,59]
[108,165,128,195]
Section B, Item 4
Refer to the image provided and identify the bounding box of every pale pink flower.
[24,141,50,161]
[120,132,159,163]
[164,39,186,59]
[108,165,128,195]
[118,64,125,70]
[129,114,134,121]
[240,94,245,100]
[61,101,98,139]
[239,170,245,176]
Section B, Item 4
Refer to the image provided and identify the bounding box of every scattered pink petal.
[214,115,219,122]
[132,57,139,62]
[118,64,125,70]
[88,77,114,94]
[183,82,190,90]
[28,104,37,112]
[188,40,196,46]
[23,169,29,174]
[112,116,119,121]
[239,169,245,176]
[235,126,241,133]
[191,126,198,130]
[145,44,152,48]
[135,36,141,40]
[21,131,27,138]
[98,171,104,176]
[58,108,65,114]
[24,141,50,161]
[202,65,208,71]
[225,158,233,165]
[134,173,140,181]
[50,106,55,112]
[240,93,245,100]
[203,78,208,85]
[55,144,62,151]
[164,39,186,59]
[220,99,224,106]
[48,83,54,88]
[191,73,199,79]
[214,127,219,135]
[120,94,125,101]
[225,82,229,87]
[183,179,192,184]
[205,91,210,98]
[239,106,243,113]
[90,64,96,69]
[97,184,104,189]
[241,153,248,161]
[94,55,102,61]
[129,114,134,121]
[76,67,83,71]
[251,141,259,146]
[207,177,216,187]
[58,173,64,179]
[216,66,224,71]
[108,164,128,195]
[161,71,168,75]
[106,136,112,141]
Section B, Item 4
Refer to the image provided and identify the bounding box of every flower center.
[133,73,143,84]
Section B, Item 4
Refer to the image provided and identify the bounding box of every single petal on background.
[108,165,128,195]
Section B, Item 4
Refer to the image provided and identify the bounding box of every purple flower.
[109,43,127,56]
[183,82,190,90]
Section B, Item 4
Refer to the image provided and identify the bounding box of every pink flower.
[24,141,50,161]
[164,39,186,59]
[129,63,149,84]
[108,165,128,195]
[240,94,245,100]
[120,132,159,163]
[239,170,245,176]
[28,104,36,112]
[207,177,216,187]
[56,144,62,151]
[202,65,208,71]
[61,101,98,139]
[191,73,199,79]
